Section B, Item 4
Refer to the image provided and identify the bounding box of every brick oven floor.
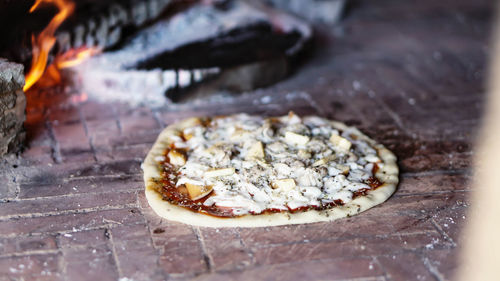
[0,0,492,280]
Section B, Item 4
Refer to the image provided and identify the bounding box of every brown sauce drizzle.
[366,163,383,189]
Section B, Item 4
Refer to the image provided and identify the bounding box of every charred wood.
[68,0,311,106]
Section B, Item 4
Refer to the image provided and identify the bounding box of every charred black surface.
[134,22,301,70]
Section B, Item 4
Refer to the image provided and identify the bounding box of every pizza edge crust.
[143,116,399,228]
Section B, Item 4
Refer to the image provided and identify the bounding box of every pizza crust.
[143,116,398,227]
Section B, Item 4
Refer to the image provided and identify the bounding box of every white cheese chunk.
[273,163,292,178]
[176,177,204,187]
[324,175,346,193]
[285,131,310,146]
[168,150,186,166]
[286,190,310,209]
[287,201,307,210]
[301,186,322,199]
[346,182,370,192]
[246,141,265,160]
[185,183,213,200]
[347,169,370,182]
[179,162,209,178]
[329,189,353,202]
[230,128,250,141]
[202,145,230,166]
[327,164,350,176]
[271,179,296,192]
[337,164,350,175]
[267,142,285,153]
[203,196,216,206]
[204,167,235,178]
[312,155,335,167]
[298,149,312,160]
[212,195,264,214]
[241,182,271,203]
[329,134,352,151]
[312,158,327,167]
[297,168,322,187]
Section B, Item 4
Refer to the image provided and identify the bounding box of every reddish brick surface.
[18,175,143,199]
[110,224,162,280]
[0,235,58,256]
[0,208,144,236]
[0,254,62,281]
[423,248,460,281]
[21,145,53,164]
[51,121,93,160]
[63,242,119,281]
[431,204,469,243]
[95,143,152,163]
[239,214,438,246]
[0,191,137,218]
[85,119,121,149]
[57,229,109,247]
[200,228,253,271]
[80,101,117,121]
[377,253,435,281]
[197,257,385,281]
[398,172,471,195]
[1,0,491,280]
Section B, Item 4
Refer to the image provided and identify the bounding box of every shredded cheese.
[167,113,378,215]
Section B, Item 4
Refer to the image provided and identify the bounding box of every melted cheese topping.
[168,113,382,216]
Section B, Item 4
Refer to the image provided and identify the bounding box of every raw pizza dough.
[143,112,398,227]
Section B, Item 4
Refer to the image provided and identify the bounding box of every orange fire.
[56,47,101,69]
[23,0,75,91]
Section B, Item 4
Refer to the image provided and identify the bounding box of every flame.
[34,64,61,88]
[24,0,75,91]
[56,47,101,69]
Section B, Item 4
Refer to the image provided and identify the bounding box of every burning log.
[66,0,312,105]
[0,59,26,156]
[55,0,178,52]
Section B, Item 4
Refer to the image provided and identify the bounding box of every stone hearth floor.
[0,0,491,280]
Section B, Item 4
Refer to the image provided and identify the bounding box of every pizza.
[142,112,398,227]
